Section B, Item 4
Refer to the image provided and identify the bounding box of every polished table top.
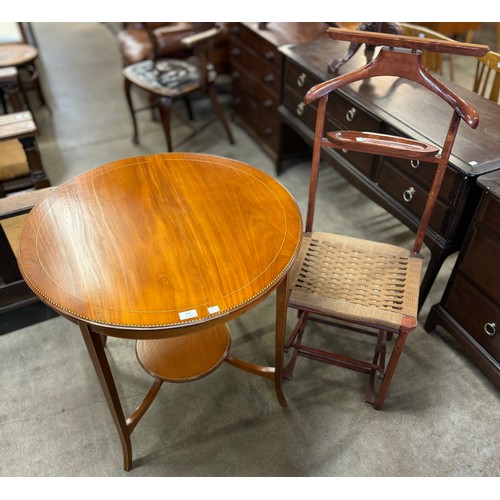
[18,153,303,335]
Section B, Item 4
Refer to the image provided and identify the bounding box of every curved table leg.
[78,322,133,471]
[224,274,289,407]
[274,275,289,407]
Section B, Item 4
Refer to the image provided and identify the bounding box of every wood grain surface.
[0,43,38,67]
[18,153,302,332]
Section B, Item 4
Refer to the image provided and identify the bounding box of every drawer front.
[284,60,381,134]
[476,193,500,239]
[233,68,277,113]
[284,59,321,101]
[230,24,280,63]
[229,39,281,95]
[282,84,318,131]
[283,87,374,176]
[233,84,278,152]
[376,159,451,235]
[327,93,381,133]
[443,273,500,361]
[387,155,460,204]
[458,226,500,304]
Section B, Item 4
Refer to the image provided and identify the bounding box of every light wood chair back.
[473,49,500,102]
[399,22,455,78]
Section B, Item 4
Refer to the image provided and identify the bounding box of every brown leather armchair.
[117,22,196,66]
[117,22,230,74]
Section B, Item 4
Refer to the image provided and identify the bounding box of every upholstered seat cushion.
[123,58,217,97]
[288,232,422,331]
[0,139,30,181]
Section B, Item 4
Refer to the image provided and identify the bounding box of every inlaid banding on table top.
[18,153,303,328]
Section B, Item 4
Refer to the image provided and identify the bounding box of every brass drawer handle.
[403,187,416,202]
[296,102,305,116]
[484,322,496,336]
[411,160,420,169]
[346,107,357,122]
[297,72,306,87]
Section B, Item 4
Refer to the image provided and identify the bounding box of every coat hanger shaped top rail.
[326,27,490,57]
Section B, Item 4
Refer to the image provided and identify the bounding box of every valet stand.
[283,29,489,410]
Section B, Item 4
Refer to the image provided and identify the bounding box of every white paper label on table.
[179,309,198,320]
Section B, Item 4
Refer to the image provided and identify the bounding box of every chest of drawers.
[228,22,327,162]
[425,172,500,387]
[277,36,500,307]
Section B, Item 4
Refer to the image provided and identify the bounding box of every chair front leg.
[157,96,174,152]
[373,330,409,410]
[124,79,139,144]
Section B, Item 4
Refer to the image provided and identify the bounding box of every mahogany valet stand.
[283,28,489,409]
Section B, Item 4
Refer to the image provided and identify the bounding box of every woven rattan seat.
[283,28,488,410]
[288,232,422,331]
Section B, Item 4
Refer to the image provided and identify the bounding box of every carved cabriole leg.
[78,322,133,471]
[123,79,139,144]
[157,96,174,152]
[18,135,50,189]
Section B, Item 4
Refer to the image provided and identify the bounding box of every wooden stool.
[136,324,231,382]
[0,43,49,113]
[0,66,25,112]
[0,111,50,197]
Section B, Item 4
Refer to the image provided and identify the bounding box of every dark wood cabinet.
[425,172,500,387]
[277,36,500,306]
[228,22,328,162]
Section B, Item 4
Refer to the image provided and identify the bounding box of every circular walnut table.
[18,152,302,470]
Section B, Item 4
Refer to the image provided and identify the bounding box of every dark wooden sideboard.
[228,22,328,162]
[275,34,500,307]
[425,171,500,387]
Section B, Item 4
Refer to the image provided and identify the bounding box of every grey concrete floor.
[0,23,499,481]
